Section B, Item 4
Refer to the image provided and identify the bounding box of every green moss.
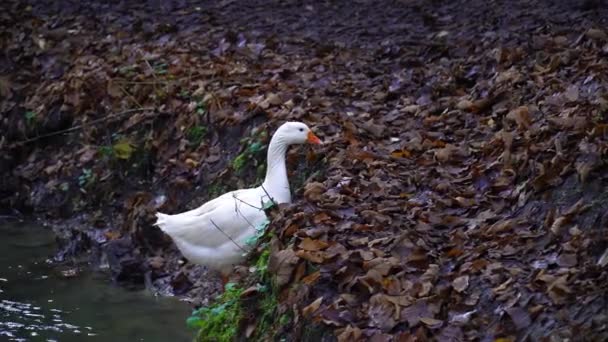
[187,125,207,146]
[186,227,298,341]
[188,283,243,342]
[254,248,270,280]
[253,291,278,339]
[278,313,291,327]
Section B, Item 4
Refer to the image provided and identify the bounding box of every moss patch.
[188,283,243,342]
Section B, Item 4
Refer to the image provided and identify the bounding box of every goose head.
[274,121,322,145]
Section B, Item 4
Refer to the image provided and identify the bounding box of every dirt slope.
[2,0,608,340]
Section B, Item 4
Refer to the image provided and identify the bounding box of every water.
[0,222,193,342]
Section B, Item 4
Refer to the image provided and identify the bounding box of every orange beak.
[307,131,322,145]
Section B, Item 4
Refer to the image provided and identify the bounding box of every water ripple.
[0,299,93,340]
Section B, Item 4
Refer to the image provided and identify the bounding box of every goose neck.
[262,134,291,203]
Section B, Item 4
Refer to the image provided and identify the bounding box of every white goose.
[155,122,322,277]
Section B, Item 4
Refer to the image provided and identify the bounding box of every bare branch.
[8,108,154,147]
[232,193,263,211]
[209,218,247,253]
[260,184,277,207]
[232,196,258,231]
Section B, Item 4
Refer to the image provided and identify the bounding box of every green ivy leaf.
[232,153,247,171]
[248,141,264,154]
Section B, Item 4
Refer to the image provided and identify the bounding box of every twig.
[143,58,161,98]
[143,58,161,82]
[232,194,262,230]
[117,82,144,109]
[260,184,277,208]
[113,80,173,85]
[10,108,154,146]
[232,192,263,211]
[209,218,247,253]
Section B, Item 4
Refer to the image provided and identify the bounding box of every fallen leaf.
[550,216,568,235]
[586,28,607,40]
[506,105,531,129]
[302,296,323,317]
[420,317,443,328]
[506,307,531,330]
[299,237,330,251]
[302,271,321,285]
[452,275,469,293]
[113,139,135,160]
[268,249,299,287]
[564,85,579,102]
[296,250,327,264]
[456,99,473,111]
[304,182,327,202]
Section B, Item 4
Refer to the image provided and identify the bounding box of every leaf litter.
[2,0,608,340]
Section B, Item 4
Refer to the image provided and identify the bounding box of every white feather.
[154,122,321,273]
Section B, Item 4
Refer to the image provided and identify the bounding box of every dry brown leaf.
[44,160,63,175]
[301,271,321,285]
[456,99,474,111]
[268,249,299,287]
[547,275,571,304]
[313,212,332,224]
[303,182,326,202]
[296,250,326,264]
[337,325,363,342]
[434,144,458,162]
[390,149,412,158]
[586,28,607,40]
[506,105,531,129]
[302,296,323,317]
[564,85,579,102]
[299,237,330,251]
[79,146,98,164]
[550,216,568,235]
[368,294,398,331]
[452,275,469,293]
[420,317,443,327]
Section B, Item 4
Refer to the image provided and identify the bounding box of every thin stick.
[232,193,263,211]
[143,58,161,99]
[117,82,144,109]
[9,108,154,146]
[143,58,161,83]
[260,184,276,207]
[209,218,246,253]
[232,197,258,232]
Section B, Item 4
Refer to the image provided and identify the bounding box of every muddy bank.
[3,0,608,340]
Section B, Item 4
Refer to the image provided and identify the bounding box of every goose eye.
[299,128,304,132]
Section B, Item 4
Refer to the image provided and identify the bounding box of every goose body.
[155,122,322,273]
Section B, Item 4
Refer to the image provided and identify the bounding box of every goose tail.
[155,212,175,235]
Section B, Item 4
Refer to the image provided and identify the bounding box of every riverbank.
[2,0,608,340]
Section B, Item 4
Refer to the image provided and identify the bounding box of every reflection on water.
[0,222,192,342]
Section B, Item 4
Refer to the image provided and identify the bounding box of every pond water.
[0,222,193,342]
